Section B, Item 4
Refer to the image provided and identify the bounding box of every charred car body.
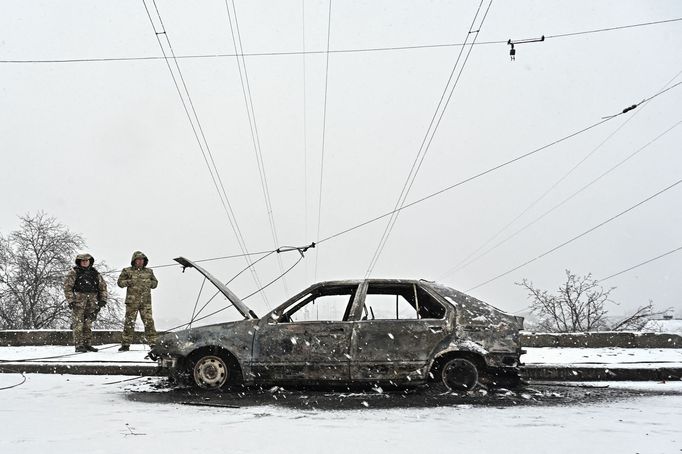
[150,257,524,391]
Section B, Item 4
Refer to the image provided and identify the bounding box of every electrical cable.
[3,17,679,64]
[102,372,161,386]
[142,0,270,308]
[365,0,492,277]
[443,118,682,278]
[225,0,289,297]
[318,117,612,245]
[440,68,682,279]
[316,82,681,246]
[313,0,334,280]
[167,251,305,331]
[466,178,682,292]
[185,250,276,327]
[188,277,206,329]
[0,369,27,391]
[302,0,309,284]
[598,245,682,282]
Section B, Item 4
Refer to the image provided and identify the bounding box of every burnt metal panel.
[174,257,257,320]
[252,320,352,383]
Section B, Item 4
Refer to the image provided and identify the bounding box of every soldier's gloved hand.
[97,300,107,308]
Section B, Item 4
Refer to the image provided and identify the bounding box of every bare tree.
[517,270,613,332]
[610,300,672,331]
[0,212,123,329]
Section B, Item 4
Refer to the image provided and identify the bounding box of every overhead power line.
[442,118,682,278]
[224,0,287,299]
[365,0,493,277]
[441,68,682,279]
[141,0,269,307]
[3,17,680,64]
[316,81,681,246]
[302,0,309,284]
[313,0,334,280]
[598,245,682,282]
[466,178,682,292]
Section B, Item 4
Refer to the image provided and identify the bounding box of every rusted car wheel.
[441,358,479,391]
[192,354,230,389]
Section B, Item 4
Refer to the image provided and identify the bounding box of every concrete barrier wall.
[520,331,682,348]
[0,330,153,346]
[1,330,681,347]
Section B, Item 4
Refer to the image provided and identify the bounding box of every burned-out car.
[149,257,524,391]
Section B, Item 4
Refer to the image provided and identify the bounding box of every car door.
[350,282,450,382]
[251,283,361,383]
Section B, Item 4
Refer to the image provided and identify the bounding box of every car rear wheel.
[441,358,479,391]
[192,354,230,389]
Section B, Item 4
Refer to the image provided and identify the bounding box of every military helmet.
[75,253,95,267]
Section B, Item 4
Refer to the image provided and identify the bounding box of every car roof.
[314,278,429,286]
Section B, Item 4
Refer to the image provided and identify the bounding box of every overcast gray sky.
[1,0,681,328]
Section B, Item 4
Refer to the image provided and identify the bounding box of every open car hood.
[174,256,259,320]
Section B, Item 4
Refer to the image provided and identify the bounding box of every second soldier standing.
[117,251,158,351]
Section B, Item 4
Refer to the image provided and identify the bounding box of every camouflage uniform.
[118,251,158,346]
[63,253,108,349]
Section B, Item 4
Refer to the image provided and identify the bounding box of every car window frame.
[266,282,364,324]
[354,281,449,322]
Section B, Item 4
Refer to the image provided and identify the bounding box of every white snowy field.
[0,374,680,454]
[2,345,682,368]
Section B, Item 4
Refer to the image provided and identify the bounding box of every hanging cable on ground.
[466,178,682,292]
[102,369,162,386]
[0,369,27,391]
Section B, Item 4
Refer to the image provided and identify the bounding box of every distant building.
[641,314,682,335]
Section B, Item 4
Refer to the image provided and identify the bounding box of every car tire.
[439,357,479,392]
[190,353,231,390]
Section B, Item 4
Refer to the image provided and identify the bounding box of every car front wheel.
[192,354,230,389]
[441,358,479,391]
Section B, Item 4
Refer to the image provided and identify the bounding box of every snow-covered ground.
[0,344,153,365]
[2,345,682,368]
[0,374,680,453]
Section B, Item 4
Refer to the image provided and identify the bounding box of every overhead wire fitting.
[507,35,545,60]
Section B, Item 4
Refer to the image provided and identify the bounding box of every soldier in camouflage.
[117,251,158,351]
[63,253,108,352]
